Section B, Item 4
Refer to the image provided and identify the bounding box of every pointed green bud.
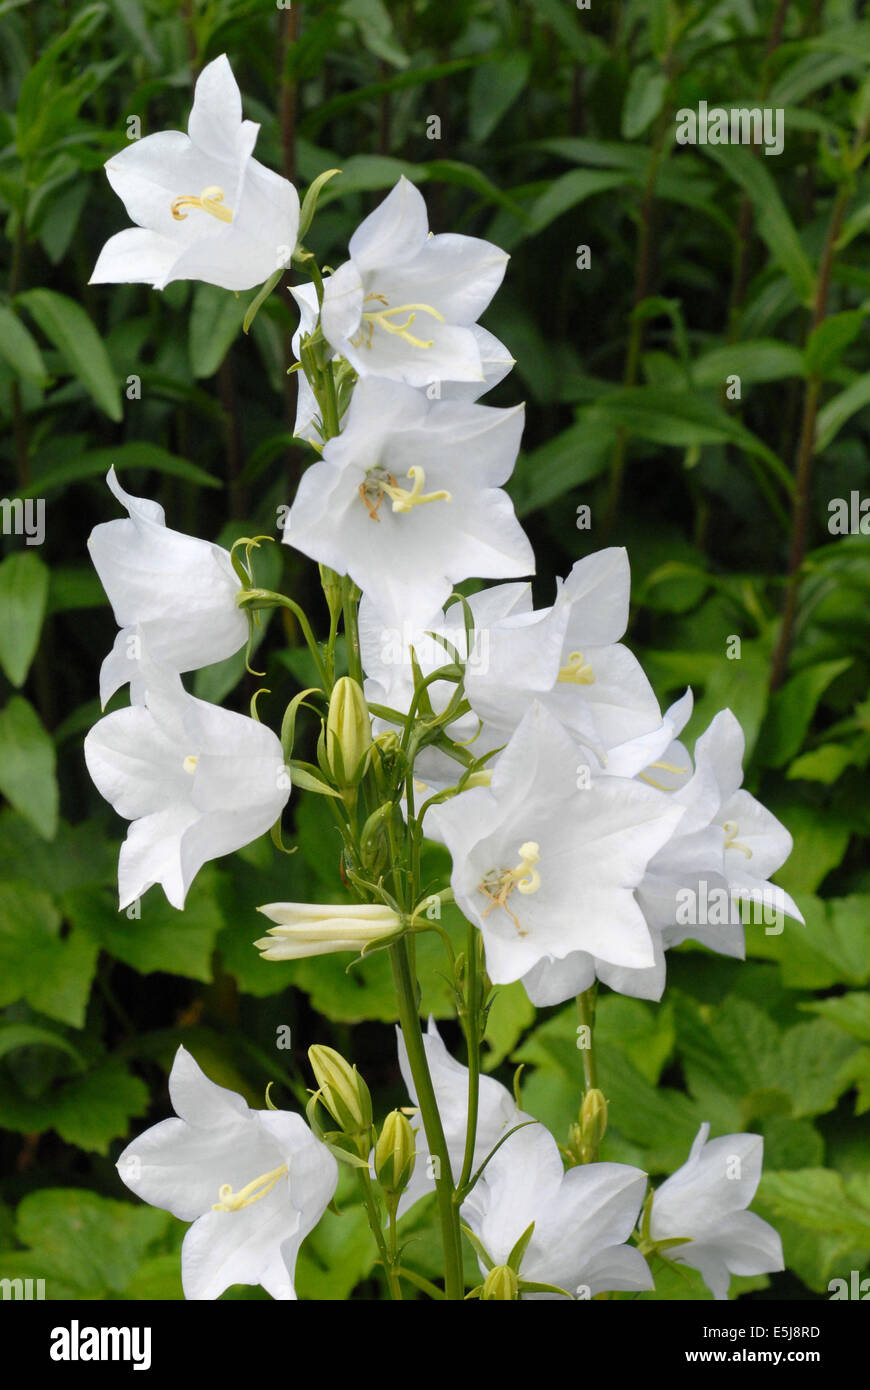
[326,676,372,791]
[308,1045,373,1136]
[374,1109,417,1196]
[319,564,343,626]
[578,1087,608,1162]
[481,1264,520,1301]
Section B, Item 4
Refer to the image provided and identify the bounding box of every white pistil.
[183,755,199,773]
[212,1163,288,1213]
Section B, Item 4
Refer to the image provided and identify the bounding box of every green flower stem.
[341,575,363,685]
[239,589,328,690]
[357,1169,402,1301]
[390,937,465,1299]
[457,923,481,1196]
[576,985,598,1092]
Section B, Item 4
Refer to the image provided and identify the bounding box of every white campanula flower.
[395,1017,534,1216]
[290,282,514,446]
[648,1123,783,1300]
[117,1046,337,1301]
[88,469,247,706]
[84,654,290,909]
[428,703,683,986]
[464,1121,652,1299]
[283,378,533,626]
[90,55,299,292]
[463,548,662,765]
[318,176,508,387]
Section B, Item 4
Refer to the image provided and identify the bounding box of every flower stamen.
[478,841,541,936]
[557,651,595,685]
[183,755,199,773]
[381,466,452,514]
[351,298,445,351]
[171,186,234,224]
[212,1163,288,1212]
[723,820,752,859]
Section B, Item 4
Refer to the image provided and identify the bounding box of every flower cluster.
[86,56,794,1303]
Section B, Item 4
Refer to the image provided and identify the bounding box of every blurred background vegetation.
[1,0,869,1300]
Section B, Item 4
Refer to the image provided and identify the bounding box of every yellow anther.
[171,185,233,224]
[723,820,753,859]
[557,651,596,685]
[183,755,199,774]
[352,298,445,350]
[212,1163,288,1213]
[478,842,541,936]
[380,466,452,514]
[638,758,690,791]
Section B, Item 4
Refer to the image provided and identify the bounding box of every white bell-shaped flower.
[90,54,299,292]
[117,1046,337,1300]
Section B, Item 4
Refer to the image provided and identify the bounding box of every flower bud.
[481,1264,520,1301]
[308,1044,373,1136]
[374,1110,417,1196]
[578,1087,607,1162]
[326,676,372,790]
[256,902,401,961]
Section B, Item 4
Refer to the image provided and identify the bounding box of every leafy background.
[1,0,869,1300]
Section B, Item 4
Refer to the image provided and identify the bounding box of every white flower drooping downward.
[648,1123,783,1299]
[84,654,290,909]
[117,1046,337,1300]
[319,176,508,387]
[88,468,247,705]
[90,54,299,292]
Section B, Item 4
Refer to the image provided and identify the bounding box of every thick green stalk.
[576,986,598,1092]
[390,938,465,1299]
[457,924,481,1195]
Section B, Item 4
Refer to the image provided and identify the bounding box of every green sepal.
[287,759,344,798]
[506,1220,536,1274]
[243,268,285,334]
[516,1280,575,1298]
[460,1223,495,1272]
[297,167,342,242]
[280,686,324,764]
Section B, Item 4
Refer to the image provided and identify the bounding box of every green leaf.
[588,388,793,494]
[483,981,535,1072]
[0,305,47,386]
[16,289,121,421]
[511,416,614,516]
[0,697,58,839]
[12,1189,169,1295]
[63,872,223,982]
[804,309,869,376]
[469,53,530,144]
[0,1059,148,1154]
[621,63,668,139]
[787,743,854,783]
[0,811,115,895]
[341,0,408,68]
[692,339,805,387]
[0,551,49,687]
[525,169,628,236]
[18,441,221,498]
[702,145,816,305]
[753,893,870,989]
[189,284,253,379]
[0,1023,85,1069]
[815,372,870,451]
[295,1203,376,1299]
[761,658,851,767]
[0,880,98,1027]
[801,993,870,1043]
[756,1168,870,1244]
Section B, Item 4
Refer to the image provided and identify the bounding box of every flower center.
[723,820,752,859]
[212,1163,288,1213]
[478,841,541,936]
[351,293,445,350]
[183,755,199,773]
[170,186,234,224]
[358,465,451,521]
[557,651,595,685]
